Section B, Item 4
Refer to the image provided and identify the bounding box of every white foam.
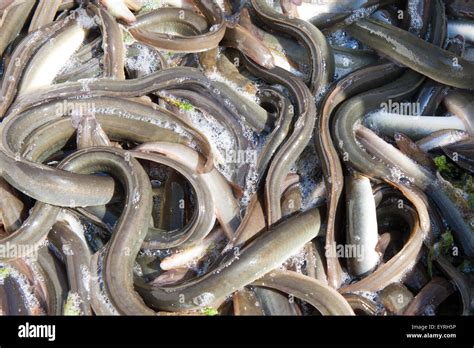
[344,5,378,26]
[280,246,307,274]
[0,263,42,313]
[206,70,260,105]
[328,30,361,49]
[63,292,83,315]
[125,44,161,75]
[75,8,98,30]
[296,144,323,210]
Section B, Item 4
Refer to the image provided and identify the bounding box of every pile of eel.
[0,0,472,316]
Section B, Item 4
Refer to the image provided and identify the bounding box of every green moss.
[434,155,459,179]
[164,51,175,59]
[162,97,194,112]
[177,101,194,112]
[63,293,82,316]
[201,307,218,316]
[463,173,473,189]
[467,194,474,210]
[462,174,474,209]
[122,30,135,45]
[435,156,474,210]
[0,266,11,279]
[427,230,454,278]
[458,260,473,274]
[440,230,454,255]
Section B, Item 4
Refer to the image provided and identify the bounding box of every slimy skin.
[136,208,321,312]
[251,0,334,95]
[347,18,474,89]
